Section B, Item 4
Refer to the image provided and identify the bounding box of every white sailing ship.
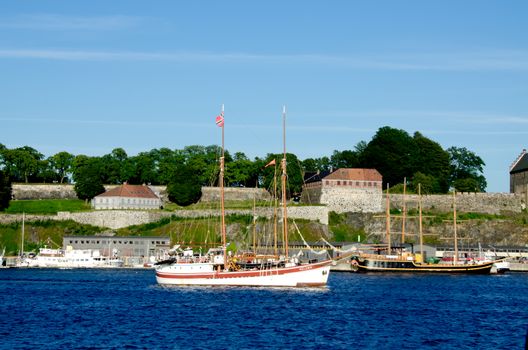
[155,106,332,287]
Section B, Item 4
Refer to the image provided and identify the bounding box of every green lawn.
[5,199,92,215]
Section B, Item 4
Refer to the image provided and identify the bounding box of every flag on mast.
[264,159,276,168]
[215,112,224,127]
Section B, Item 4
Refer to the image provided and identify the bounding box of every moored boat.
[350,253,494,274]
[17,246,124,268]
[349,185,494,274]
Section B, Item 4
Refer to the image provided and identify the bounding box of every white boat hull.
[155,260,332,287]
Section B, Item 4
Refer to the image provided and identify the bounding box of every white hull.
[17,248,124,268]
[155,260,332,287]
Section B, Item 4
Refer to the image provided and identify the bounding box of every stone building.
[510,149,528,196]
[301,168,383,213]
[92,183,162,210]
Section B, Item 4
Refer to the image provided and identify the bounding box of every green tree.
[447,146,487,192]
[410,172,441,194]
[73,156,105,201]
[411,132,450,193]
[1,146,44,183]
[261,153,303,198]
[0,170,11,211]
[50,151,75,183]
[128,151,158,185]
[225,152,259,187]
[330,150,359,169]
[167,164,202,206]
[361,127,415,188]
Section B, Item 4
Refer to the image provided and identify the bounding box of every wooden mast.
[386,184,391,252]
[418,184,424,261]
[401,177,406,246]
[21,212,25,258]
[281,106,289,257]
[273,165,278,257]
[453,190,458,265]
[218,104,227,269]
[252,184,257,256]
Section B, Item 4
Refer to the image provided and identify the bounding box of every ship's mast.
[281,106,289,257]
[219,104,227,269]
[453,191,458,265]
[20,212,25,258]
[418,184,424,261]
[386,184,391,252]
[401,177,406,247]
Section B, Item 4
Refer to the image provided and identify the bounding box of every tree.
[100,148,129,184]
[411,132,450,193]
[330,150,359,169]
[361,127,415,188]
[2,147,43,183]
[50,151,75,183]
[73,156,105,201]
[261,153,303,198]
[0,170,11,211]
[167,164,202,206]
[447,147,487,192]
[410,172,441,194]
[225,152,259,187]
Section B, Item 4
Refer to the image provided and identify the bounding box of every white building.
[92,183,162,210]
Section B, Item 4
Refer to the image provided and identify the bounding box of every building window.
[337,181,341,185]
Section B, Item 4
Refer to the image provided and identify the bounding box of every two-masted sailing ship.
[155,106,332,287]
[351,184,494,274]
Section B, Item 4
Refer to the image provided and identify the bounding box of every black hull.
[354,258,493,274]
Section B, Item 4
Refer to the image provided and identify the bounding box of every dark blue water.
[0,269,526,350]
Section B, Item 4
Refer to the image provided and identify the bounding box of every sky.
[0,1,527,193]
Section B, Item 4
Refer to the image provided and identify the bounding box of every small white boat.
[17,246,124,268]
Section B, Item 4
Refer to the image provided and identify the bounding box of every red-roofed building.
[92,183,162,210]
[301,168,383,212]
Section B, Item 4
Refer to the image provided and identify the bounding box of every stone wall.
[388,192,524,215]
[301,185,382,213]
[0,205,329,230]
[12,184,78,200]
[200,187,271,202]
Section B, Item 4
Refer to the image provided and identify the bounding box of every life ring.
[350,259,359,271]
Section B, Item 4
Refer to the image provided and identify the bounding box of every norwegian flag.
[215,113,224,127]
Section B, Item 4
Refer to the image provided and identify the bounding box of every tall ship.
[155,106,332,287]
[350,184,494,274]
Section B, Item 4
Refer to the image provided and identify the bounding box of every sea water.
[0,269,526,349]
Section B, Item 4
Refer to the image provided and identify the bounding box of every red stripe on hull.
[156,260,332,280]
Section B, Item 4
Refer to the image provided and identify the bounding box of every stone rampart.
[301,186,382,213]
[12,184,78,200]
[0,205,328,229]
[321,187,383,213]
[388,192,524,215]
[200,187,271,202]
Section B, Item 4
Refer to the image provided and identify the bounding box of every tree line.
[0,126,486,209]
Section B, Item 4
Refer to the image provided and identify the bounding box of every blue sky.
[0,1,527,192]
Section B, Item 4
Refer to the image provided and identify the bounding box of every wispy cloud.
[0,48,527,71]
[0,14,142,31]
[0,117,209,128]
